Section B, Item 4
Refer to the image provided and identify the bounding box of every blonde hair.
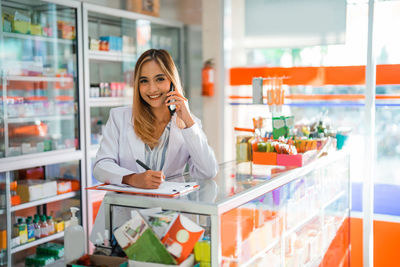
[132,49,184,147]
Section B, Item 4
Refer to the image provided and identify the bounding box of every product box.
[126,0,160,17]
[56,180,72,194]
[67,255,128,267]
[252,151,277,165]
[16,180,57,203]
[129,254,194,267]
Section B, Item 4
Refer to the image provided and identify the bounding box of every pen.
[136,159,150,170]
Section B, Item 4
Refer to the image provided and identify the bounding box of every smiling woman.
[92,48,218,191]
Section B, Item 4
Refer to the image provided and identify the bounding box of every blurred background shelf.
[11,191,78,212]
[11,232,64,254]
[3,32,74,45]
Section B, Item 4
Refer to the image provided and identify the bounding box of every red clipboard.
[87,182,200,198]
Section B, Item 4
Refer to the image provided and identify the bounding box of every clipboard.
[87,181,200,198]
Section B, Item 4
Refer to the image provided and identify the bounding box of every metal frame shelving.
[0,0,86,266]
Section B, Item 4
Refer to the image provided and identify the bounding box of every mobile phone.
[168,82,176,115]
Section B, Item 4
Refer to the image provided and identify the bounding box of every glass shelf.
[89,97,130,107]
[3,32,75,45]
[6,75,74,82]
[7,115,75,124]
[11,191,78,212]
[88,50,136,62]
[11,231,64,254]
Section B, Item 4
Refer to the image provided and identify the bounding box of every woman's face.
[138,60,171,109]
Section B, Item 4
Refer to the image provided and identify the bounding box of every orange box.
[252,152,277,165]
[56,180,72,194]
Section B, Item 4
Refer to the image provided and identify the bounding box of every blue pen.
[136,159,150,170]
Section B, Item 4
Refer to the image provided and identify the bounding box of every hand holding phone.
[168,82,176,115]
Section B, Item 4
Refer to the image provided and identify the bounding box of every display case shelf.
[88,50,136,62]
[3,32,75,45]
[6,75,74,82]
[0,149,83,173]
[89,97,130,107]
[11,231,64,254]
[240,237,280,267]
[11,191,78,212]
[7,115,75,124]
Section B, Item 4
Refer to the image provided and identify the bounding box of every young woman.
[93,49,218,189]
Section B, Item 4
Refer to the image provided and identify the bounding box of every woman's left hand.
[166,91,195,128]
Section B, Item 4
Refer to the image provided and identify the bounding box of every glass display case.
[0,0,85,266]
[101,152,350,266]
[82,3,184,236]
[0,0,82,158]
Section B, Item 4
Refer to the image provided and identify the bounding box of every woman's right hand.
[122,171,164,189]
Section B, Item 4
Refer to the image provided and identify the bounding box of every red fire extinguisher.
[202,59,214,96]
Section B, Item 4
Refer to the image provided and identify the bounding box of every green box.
[67,255,128,267]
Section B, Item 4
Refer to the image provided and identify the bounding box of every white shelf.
[88,50,136,62]
[11,231,64,254]
[3,32,75,45]
[89,97,130,107]
[7,115,75,124]
[11,191,78,212]
[7,75,74,82]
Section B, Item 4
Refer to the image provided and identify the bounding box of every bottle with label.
[18,218,28,244]
[64,207,85,263]
[33,218,41,239]
[26,218,35,242]
[40,215,48,237]
[47,216,55,235]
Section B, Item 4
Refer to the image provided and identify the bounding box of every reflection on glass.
[220,157,349,266]
[1,0,79,157]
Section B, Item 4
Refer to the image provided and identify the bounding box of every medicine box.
[16,180,57,203]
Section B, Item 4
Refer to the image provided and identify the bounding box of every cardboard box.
[252,150,318,167]
[252,151,277,165]
[126,0,160,17]
[129,254,194,267]
[16,180,57,203]
[67,255,128,267]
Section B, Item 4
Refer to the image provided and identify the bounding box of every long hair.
[132,49,183,147]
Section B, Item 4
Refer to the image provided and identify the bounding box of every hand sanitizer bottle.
[64,207,85,263]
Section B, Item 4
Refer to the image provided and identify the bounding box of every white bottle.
[64,207,85,263]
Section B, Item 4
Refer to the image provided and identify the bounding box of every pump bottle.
[64,207,85,263]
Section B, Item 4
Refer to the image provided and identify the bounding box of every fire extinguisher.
[202,59,214,96]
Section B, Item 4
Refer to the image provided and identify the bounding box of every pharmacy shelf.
[11,191,78,212]
[89,97,130,107]
[7,115,75,124]
[88,50,136,62]
[6,75,74,82]
[3,32,75,45]
[11,231,64,254]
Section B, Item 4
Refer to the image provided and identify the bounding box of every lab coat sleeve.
[93,109,134,184]
[181,120,219,179]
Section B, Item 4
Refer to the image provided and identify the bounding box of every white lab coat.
[90,106,218,243]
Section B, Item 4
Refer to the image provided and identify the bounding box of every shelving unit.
[0,0,85,266]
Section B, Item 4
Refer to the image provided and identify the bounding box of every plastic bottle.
[18,218,28,244]
[47,216,55,235]
[64,207,85,263]
[26,218,35,242]
[33,218,41,239]
[40,215,48,237]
